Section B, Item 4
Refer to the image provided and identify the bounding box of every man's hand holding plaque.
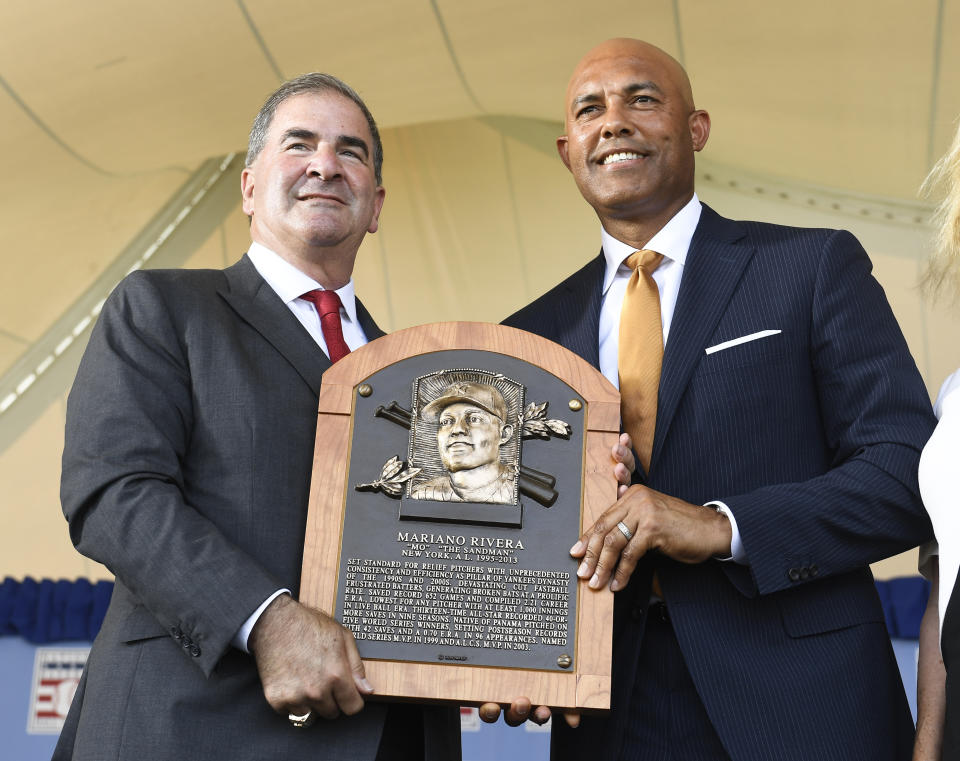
[478,433,637,728]
[250,594,374,723]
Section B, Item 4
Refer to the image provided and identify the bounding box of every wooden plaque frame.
[300,322,619,710]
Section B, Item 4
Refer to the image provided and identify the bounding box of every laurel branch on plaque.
[355,456,422,497]
[519,401,572,440]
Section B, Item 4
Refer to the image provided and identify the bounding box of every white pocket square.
[705,330,782,355]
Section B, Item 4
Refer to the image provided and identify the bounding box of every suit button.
[170,627,182,641]
[810,565,819,577]
[631,606,644,621]
[189,645,201,657]
[788,568,801,582]
[181,635,193,648]
[799,567,810,580]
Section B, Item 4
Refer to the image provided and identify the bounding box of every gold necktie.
[618,250,665,473]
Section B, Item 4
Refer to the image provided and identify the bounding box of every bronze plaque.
[301,322,617,710]
[343,353,582,672]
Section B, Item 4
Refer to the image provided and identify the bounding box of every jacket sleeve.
[60,272,281,676]
[721,229,935,597]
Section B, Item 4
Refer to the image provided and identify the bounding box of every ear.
[240,167,255,216]
[689,110,711,152]
[556,135,572,172]
[500,424,514,445]
[366,186,387,234]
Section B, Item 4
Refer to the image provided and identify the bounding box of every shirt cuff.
[918,540,939,579]
[705,501,747,564]
[232,589,291,653]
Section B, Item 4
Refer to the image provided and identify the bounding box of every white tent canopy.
[1,0,957,580]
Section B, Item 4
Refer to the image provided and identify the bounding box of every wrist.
[249,592,293,656]
[703,502,733,559]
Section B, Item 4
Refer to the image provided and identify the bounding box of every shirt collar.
[601,194,702,294]
[935,368,960,418]
[246,241,360,325]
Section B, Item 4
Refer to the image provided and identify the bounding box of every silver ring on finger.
[288,710,315,728]
[616,521,633,541]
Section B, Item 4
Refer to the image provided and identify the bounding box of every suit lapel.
[557,252,605,369]
[356,299,385,342]
[218,255,331,396]
[651,206,753,469]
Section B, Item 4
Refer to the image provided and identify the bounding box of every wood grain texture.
[302,322,618,709]
[300,414,352,610]
[320,322,619,430]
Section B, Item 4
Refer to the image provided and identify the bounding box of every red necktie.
[300,289,350,363]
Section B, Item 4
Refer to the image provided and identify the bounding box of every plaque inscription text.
[341,557,571,656]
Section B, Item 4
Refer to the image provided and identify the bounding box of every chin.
[301,229,352,248]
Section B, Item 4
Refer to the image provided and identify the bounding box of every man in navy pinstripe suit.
[495,38,936,760]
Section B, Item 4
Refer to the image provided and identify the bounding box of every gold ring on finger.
[288,710,315,728]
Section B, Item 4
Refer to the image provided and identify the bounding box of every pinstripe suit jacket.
[55,255,460,760]
[504,205,936,761]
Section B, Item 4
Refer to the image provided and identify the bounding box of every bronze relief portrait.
[408,370,523,505]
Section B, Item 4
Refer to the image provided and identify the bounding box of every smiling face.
[436,402,513,473]
[240,91,385,266]
[557,39,710,236]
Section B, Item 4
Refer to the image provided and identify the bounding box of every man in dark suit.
[495,38,936,760]
[55,73,459,760]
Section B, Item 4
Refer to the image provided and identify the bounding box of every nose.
[600,100,634,140]
[448,416,468,435]
[307,144,342,181]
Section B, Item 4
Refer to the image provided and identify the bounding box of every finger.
[563,709,581,728]
[618,483,630,498]
[344,627,374,694]
[611,437,633,468]
[263,679,302,714]
[570,535,588,558]
[573,486,634,571]
[609,534,643,591]
[578,510,624,584]
[531,705,552,724]
[589,525,629,589]
[479,703,502,723]
[329,631,366,716]
[613,461,632,488]
[332,665,366,717]
[575,524,606,581]
[574,534,598,579]
[312,691,341,721]
[503,697,532,727]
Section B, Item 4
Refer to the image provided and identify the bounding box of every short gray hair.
[245,73,383,184]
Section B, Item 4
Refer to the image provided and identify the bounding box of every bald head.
[557,38,710,246]
[566,39,695,124]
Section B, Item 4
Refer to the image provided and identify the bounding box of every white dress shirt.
[598,195,700,385]
[247,241,369,357]
[598,194,745,563]
[233,242,372,651]
[918,369,960,641]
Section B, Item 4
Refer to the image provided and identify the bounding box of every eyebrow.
[279,128,370,159]
[338,134,370,159]
[440,406,486,417]
[571,80,663,109]
[626,81,663,96]
[280,128,317,143]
